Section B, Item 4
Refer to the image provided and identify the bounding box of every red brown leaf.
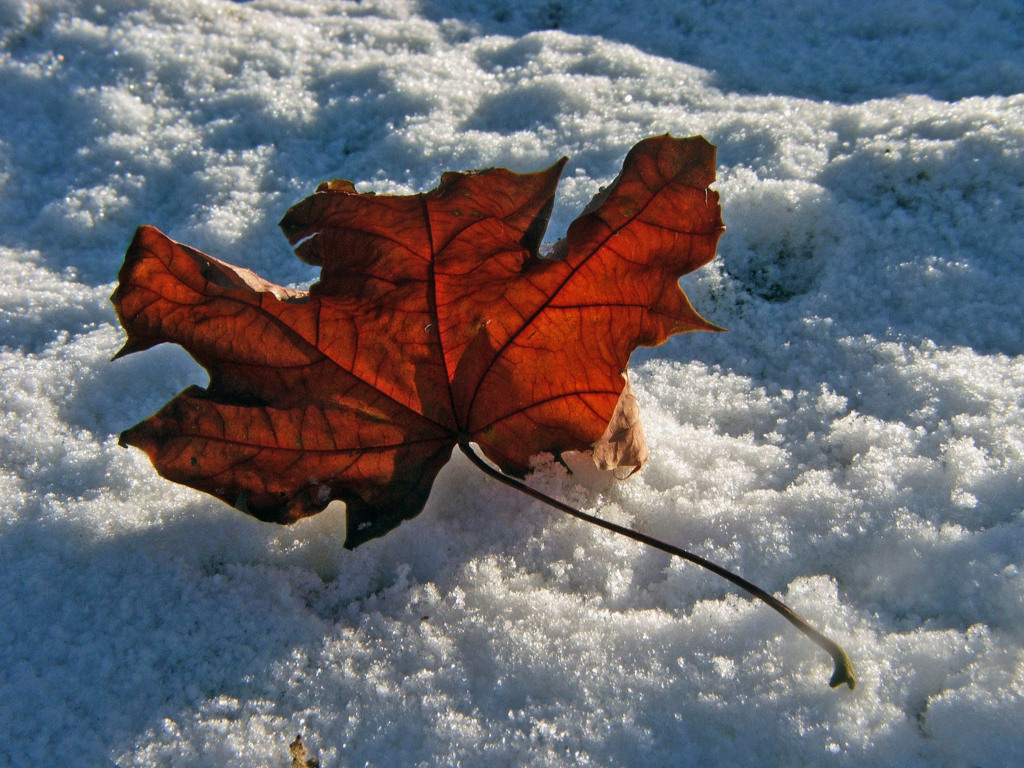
[113,134,724,548]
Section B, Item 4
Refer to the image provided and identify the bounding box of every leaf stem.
[458,441,855,690]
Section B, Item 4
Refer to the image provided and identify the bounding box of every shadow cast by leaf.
[0,473,551,764]
[0,507,318,764]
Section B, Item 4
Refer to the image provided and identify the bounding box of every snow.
[2,0,1023,765]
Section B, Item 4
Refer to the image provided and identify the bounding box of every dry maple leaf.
[112,134,855,689]
[113,134,721,546]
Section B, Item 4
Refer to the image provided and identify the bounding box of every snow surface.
[2,1,1023,765]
